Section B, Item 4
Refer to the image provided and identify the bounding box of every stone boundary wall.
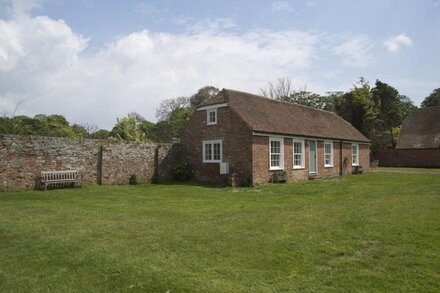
[376,148,440,168]
[0,135,180,190]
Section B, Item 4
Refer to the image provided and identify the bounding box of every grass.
[0,173,439,292]
[374,167,440,173]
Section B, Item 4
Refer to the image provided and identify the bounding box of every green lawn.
[374,167,440,173]
[0,173,439,292]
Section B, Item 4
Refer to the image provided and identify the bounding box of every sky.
[0,0,439,129]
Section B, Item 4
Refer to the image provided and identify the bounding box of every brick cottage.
[180,89,370,185]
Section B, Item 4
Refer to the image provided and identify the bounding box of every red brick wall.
[376,148,440,167]
[252,137,370,184]
[359,143,371,172]
[180,107,253,184]
[181,108,371,185]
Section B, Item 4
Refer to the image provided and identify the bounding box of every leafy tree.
[71,124,88,138]
[156,97,190,121]
[421,88,440,107]
[11,115,35,135]
[110,113,146,141]
[371,81,416,147]
[333,78,378,137]
[397,95,417,120]
[283,90,334,110]
[0,117,12,134]
[189,86,219,108]
[90,129,110,139]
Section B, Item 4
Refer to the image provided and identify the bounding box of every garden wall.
[376,148,440,168]
[0,135,181,190]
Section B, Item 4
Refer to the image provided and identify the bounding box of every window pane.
[213,143,221,160]
[271,141,280,154]
[293,141,303,167]
[205,144,212,160]
[209,111,216,122]
[271,154,280,167]
[352,145,358,165]
[325,143,331,155]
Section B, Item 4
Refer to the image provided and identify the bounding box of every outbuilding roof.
[396,106,440,149]
[200,89,370,143]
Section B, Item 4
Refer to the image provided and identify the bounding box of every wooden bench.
[39,170,83,190]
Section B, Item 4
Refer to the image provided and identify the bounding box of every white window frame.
[352,143,359,166]
[292,138,305,169]
[324,141,334,168]
[269,137,284,170]
[202,140,222,163]
[207,109,217,125]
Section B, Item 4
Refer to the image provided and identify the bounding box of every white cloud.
[331,36,374,67]
[384,34,413,53]
[272,1,293,12]
[0,8,320,128]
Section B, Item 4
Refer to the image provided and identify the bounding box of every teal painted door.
[309,140,317,174]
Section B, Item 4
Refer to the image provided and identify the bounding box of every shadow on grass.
[152,180,229,189]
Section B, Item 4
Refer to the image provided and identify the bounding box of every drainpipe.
[339,141,343,176]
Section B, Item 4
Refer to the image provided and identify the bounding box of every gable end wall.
[180,106,253,184]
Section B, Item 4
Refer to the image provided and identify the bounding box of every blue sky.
[0,0,439,129]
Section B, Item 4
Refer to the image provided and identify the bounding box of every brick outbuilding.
[180,89,370,185]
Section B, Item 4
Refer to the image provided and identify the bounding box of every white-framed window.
[352,143,359,166]
[269,137,284,170]
[293,138,305,169]
[207,109,217,125]
[203,140,222,163]
[324,141,333,167]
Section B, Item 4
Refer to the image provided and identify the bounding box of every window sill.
[269,167,284,171]
[352,164,359,167]
[203,161,221,164]
[324,165,333,168]
[207,122,217,126]
[293,167,305,170]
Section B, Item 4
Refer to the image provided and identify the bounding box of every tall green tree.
[334,77,378,137]
[371,80,416,147]
[421,88,440,107]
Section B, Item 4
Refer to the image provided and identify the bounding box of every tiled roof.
[396,106,440,149]
[200,89,370,142]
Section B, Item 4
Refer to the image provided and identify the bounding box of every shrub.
[129,174,138,185]
[173,163,194,181]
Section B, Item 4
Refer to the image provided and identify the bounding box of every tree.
[90,129,110,139]
[333,78,378,137]
[155,96,190,121]
[421,88,440,107]
[260,77,294,100]
[71,124,88,138]
[0,117,12,134]
[370,80,417,147]
[285,90,334,110]
[110,113,146,141]
[189,86,219,108]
